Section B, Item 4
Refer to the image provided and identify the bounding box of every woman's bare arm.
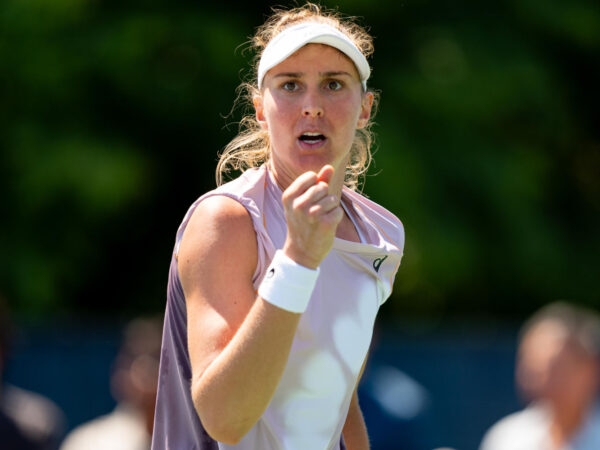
[180,167,343,444]
[180,195,301,444]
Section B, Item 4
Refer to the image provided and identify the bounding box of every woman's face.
[255,43,373,189]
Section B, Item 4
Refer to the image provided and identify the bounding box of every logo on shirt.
[373,255,388,272]
[267,267,275,278]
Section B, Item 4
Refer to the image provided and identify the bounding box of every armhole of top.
[340,199,367,244]
[174,203,200,260]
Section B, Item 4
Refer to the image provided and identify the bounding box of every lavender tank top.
[152,166,404,449]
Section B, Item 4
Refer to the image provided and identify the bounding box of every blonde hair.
[216,3,378,191]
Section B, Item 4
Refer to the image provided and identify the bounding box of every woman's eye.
[326,80,343,91]
[282,81,298,91]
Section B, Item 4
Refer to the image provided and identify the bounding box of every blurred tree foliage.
[0,0,598,322]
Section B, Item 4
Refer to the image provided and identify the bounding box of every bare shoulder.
[178,194,258,312]
[181,195,256,248]
[178,195,258,285]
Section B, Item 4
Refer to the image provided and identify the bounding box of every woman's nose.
[302,93,323,117]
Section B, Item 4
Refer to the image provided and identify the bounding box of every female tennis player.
[152,4,404,449]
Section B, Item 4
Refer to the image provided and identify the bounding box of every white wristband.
[258,250,320,313]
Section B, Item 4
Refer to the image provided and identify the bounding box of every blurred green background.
[1,1,599,448]
[1,0,599,324]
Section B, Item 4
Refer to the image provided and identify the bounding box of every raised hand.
[281,165,344,269]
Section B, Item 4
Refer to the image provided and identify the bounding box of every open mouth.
[298,132,326,145]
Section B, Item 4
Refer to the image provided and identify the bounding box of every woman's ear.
[357,91,374,129]
[253,95,268,130]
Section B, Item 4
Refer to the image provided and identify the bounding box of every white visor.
[257,22,370,91]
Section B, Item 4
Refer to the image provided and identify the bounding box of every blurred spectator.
[60,316,162,450]
[0,296,66,450]
[480,302,600,450]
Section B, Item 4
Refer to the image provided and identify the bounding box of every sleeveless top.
[152,166,404,450]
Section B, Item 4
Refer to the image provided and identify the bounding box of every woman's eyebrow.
[273,72,303,78]
[321,71,353,77]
